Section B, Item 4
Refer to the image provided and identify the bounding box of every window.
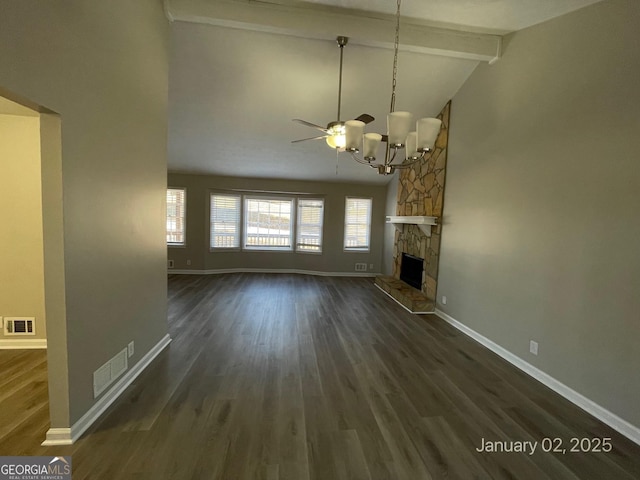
[210,194,241,249]
[244,197,294,251]
[209,193,325,253]
[344,197,372,251]
[296,199,324,253]
[166,188,186,246]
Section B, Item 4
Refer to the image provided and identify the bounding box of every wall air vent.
[93,347,128,398]
[4,317,36,336]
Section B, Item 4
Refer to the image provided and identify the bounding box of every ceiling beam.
[166,0,502,63]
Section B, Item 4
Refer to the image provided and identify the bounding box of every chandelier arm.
[382,143,390,166]
[349,151,375,166]
[390,152,426,168]
[385,146,400,166]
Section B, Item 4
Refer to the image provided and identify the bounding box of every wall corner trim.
[0,338,47,349]
[434,309,640,446]
[41,333,172,446]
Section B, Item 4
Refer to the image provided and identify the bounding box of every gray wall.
[0,1,170,425]
[168,173,387,274]
[438,0,640,428]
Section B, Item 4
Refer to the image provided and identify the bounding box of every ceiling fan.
[292,36,375,150]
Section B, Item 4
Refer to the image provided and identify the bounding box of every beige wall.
[0,1,170,425]
[168,173,387,274]
[0,113,46,341]
[438,0,640,428]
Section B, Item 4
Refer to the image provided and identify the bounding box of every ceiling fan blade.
[291,135,329,143]
[293,119,329,133]
[354,113,375,124]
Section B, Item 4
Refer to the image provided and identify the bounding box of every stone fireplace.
[400,253,424,290]
[375,101,450,312]
[392,101,450,301]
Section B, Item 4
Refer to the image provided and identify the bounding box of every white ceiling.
[166,0,602,185]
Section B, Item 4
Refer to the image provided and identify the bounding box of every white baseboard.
[168,268,378,277]
[434,308,640,446]
[41,428,72,446]
[0,338,47,349]
[42,333,172,446]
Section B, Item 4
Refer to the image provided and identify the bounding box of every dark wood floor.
[2,273,639,479]
[0,349,49,454]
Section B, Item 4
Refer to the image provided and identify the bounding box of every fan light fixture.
[291,37,375,157]
[343,0,443,175]
[325,122,346,149]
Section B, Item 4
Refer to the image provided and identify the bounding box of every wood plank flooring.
[1,273,639,479]
[0,349,49,455]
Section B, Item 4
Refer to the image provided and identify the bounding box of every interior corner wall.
[382,174,399,276]
[167,173,387,274]
[438,0,640,429]
[0,113,46,341]
[0,0,170,426]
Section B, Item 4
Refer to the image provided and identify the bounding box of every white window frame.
[296,198,324,254]
[210,193,242,250]
[166,187,186,247]
[343,196,372,252]
[243,195,295,252]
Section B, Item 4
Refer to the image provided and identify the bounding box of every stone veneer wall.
[392,101,450,300]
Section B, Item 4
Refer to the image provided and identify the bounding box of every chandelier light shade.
[345,120,365,150]
[341,0,444,175]
[387,111,413,147]
[405,131,419,160]
[417,117,443,152]
[363,133,382,160]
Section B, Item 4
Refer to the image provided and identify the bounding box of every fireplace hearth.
[400,253,424,290]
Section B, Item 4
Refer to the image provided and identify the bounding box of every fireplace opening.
[400,253,424,290]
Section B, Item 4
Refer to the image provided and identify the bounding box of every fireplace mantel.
[386,215,438,237]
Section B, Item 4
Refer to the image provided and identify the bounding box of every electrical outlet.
[369,263,374,270]
[441,295,447,305]
[530,340,538,355]
[128,341,134,358]
[168,259,174,269]
[355,263,367,272]
[186,259,191,266]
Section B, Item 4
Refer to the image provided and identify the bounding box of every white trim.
[434,309,640,446]
[0,338,47,349]
[168,268,378,277]
[166,0,502,63]
[385,215,438,237]
[374,284,434,314]
[42,334,172,446]
[41,428,72,446]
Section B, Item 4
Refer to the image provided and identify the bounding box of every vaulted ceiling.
[166,0,602,185]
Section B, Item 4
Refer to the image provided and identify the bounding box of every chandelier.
[343,0,443,175]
